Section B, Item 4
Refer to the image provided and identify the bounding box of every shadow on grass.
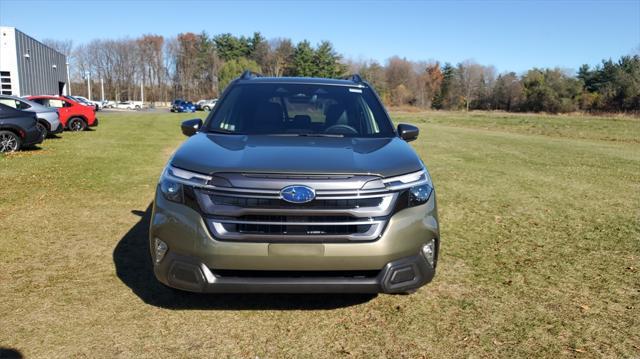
[0,348,22,359]
[20,145,42,152]
[113,204,376,310]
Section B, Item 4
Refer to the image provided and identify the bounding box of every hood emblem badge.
[280,185,316,204]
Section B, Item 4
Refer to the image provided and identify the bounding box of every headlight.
[159,165,212,203]
[409,183,433,207]
[160,176,183,203]
[375,168,434,210]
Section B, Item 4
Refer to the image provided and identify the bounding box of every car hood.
[170,133,423,178]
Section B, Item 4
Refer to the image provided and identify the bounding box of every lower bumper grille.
[211,269,381,279]
[223,222,373,236]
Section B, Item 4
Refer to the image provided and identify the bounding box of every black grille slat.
[222,222,372,236]
[209,195,382,210]
[211,269,380,278]
[237,215,356,222]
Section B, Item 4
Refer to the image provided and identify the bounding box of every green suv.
[150,72,439,293]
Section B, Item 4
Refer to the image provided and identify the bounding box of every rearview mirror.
[397,124,419,142]
[181,118,202,137]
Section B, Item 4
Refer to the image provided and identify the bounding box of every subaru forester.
[149,72,439,294]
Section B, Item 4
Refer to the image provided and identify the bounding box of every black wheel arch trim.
[0,125,24,138]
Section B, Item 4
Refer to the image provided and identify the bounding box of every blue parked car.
[170,100,196,113]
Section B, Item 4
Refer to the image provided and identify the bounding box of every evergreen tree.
[433,63,455,109]
[314,41,344,78]
[218,57,261,91]
[292,40,315,77]
[213,33,250,61]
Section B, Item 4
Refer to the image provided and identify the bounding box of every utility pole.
[100,78,105,102]
[66,62,71,96]
[87,72,92,101]
[140,81,144,104]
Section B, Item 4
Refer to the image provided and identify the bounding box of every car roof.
[0,94,51,111]
[0,102,35,117]
[28,95,62,99]
[235,76,367,88]
[30,95,79,104]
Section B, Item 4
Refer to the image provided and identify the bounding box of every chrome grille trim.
[207,219,385,242]
[214,218,383,226]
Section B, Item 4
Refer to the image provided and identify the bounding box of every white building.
[0,26,68,97]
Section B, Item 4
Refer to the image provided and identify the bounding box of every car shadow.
[20,145,43,152]
[113,204,376,310]
[0,348,23,359]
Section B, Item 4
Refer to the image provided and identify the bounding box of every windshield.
[205,83,394,137]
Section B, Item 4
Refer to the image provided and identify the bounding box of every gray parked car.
[196,99,217,111]
[0,95,62,139]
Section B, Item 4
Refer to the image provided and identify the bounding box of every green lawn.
[1,111,638,358]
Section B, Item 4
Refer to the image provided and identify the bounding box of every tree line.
[43,32,639,113]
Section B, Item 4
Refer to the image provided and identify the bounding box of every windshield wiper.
[255,133,346,137]
[206,129,239,135]
[297,133,345,138]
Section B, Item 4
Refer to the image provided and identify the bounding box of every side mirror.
[397,124,419,142]
[181,118,202,137]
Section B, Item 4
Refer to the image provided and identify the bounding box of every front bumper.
[149,189,439,293]
[154,250,434,293]
[52,122,64,134]
[23,125,44,146]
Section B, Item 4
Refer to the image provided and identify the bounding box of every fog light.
[154,238,168,264]
[421,239,436,267]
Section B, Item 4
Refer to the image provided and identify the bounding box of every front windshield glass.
[206,83,394,137]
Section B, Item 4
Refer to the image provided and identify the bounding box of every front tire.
[68,117,87,132]
[36,121,48,140]
[203,106,210,111]
[0,130,21,153]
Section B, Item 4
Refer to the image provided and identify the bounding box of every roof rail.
[240,70,263,80]
[342,74,363,83]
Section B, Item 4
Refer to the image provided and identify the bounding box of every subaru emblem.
[280,185,316,204]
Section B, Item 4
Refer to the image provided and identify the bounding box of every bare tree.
[386,57,414,106]
[265,38,294,77]
[458,60,484,111]
[138,35,165,102]
[42,39,73,57]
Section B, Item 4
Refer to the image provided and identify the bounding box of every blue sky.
[1,0,638,73]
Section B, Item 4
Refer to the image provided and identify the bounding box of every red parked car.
[26,95,98,131]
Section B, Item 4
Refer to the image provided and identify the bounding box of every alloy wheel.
[69,119,84,131]
[0,132,19,153]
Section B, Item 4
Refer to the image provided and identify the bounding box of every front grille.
[195,174,398,243]
[210,195,383,210]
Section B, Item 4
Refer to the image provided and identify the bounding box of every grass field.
[1,110,638,358]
